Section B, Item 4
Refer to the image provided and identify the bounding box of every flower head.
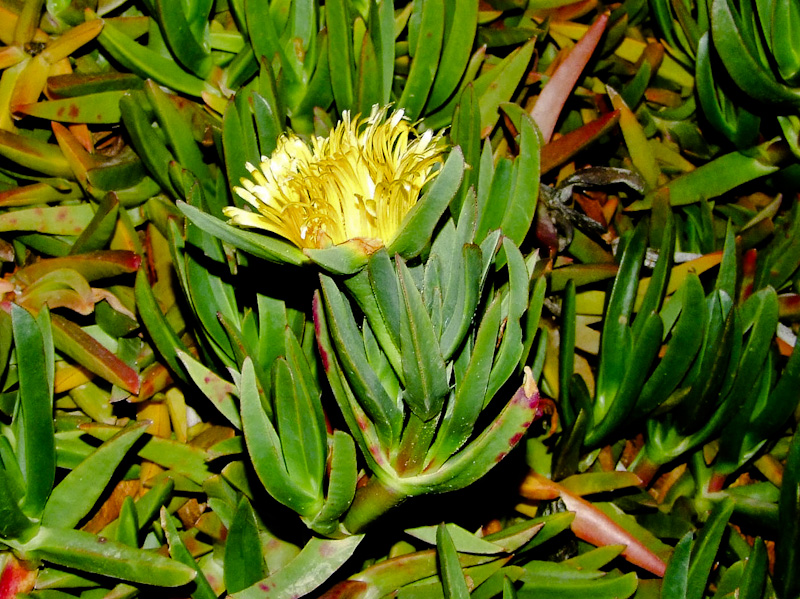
[224,105,446,250]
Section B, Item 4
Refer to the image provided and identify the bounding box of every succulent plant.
[1,0,800,597]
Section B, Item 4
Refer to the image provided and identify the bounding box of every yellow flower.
[224,105,446,250]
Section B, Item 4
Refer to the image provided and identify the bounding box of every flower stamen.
[224,105,446,250]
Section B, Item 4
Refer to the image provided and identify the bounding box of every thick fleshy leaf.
[326,0,354,112]
[396,0,444,119]
[307,430,358,535]
[387,148,465,259]
[239,358,320,517]
[530,13,608,142]
[519,473,667,576]
[161,508,217,599]
[319,275,402,445]
[15,91,126,123]
[12,304,56,519]
[427,0,478,111]
[42,423,147,530]
[775,428,800,599]
[408,523,505,555]
[396,257,449,420]
[51,313,140,394]
[178,201,309,266]
[231,536,364,599]
[225,496,267,594]
[177,351,242,429]
[437,523,471,599]
[95,15,207,97]
[405,373,540,493]
[0,130,73,178]
[18,526,196,587]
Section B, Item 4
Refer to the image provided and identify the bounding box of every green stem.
[343,476,408,534]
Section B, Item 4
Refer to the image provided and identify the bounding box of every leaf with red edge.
[13,251,141,286]
[520,472,668,576]
[51,313,140,394]
[541,110,620,175]
[530,13,609,142]
[0,554,37,599]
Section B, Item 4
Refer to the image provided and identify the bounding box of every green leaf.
[408,522,505,555]
[161,508,217,599]
[586,311,663,448]
[356,31,382,115]
[101,479,175,540]
[307,430,358,535]
[154,0,212,78]
[500,116,541,246]
[177,201,309,266]
[15,91,127,124]
[0,204,95,235]
[632,215,674,341]
[695,32,760,148]
[95,16,207,97]
[475,159,513,244]
[775,428,800,599]
[397,257,449,420]
[519,562,637,599]
[116,496,139,547]
[240,358,320,517]
[230,535,364,599]
[476,40,535,136]
[427,296,501,468]
[312,291,387,476]
[485,239,529,402]
[739,537,767,599]
[633,274,706,418]
[711,0,800,106]
[687,498,734,599]
[145,81,212,192]
[371,0,395,105]
[368,248,403,353]
[326,0,355,112]
[177,351,242,429]
[42,424,147,530]
[437,523,471,599]
[134,268,190,385]
[412,378,539,493]
[12,304,56,519]
[427,0,478,111]
[119,91,177,197]
[387,147,465,259]
[0,463,33,539]
[0,130,73,179]
[69,194,119,254]
[304,239,373,275]
[225,497,267,594]
[319,275,402,445]
[594,223,647,420]
[661,531,692,599]
[439,243,483,360]
[397,0,444,119]
[272,350,325,495]
[20,526,196,586]
[559,280,577,428]
[629,140,787,211]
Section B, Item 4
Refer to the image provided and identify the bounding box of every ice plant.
[225,105,445,251]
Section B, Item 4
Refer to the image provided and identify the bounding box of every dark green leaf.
[224,497,267,594]
[12,304,55,519]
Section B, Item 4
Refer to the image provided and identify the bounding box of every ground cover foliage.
[1,0,800,597]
